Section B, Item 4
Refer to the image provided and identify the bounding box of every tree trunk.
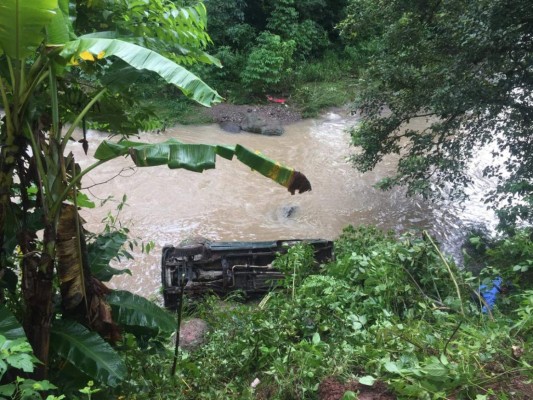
[0,141,18,269]
[22,224,56,379]
[0,138,20,306]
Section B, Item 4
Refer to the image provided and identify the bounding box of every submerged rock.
[280,205,299,219]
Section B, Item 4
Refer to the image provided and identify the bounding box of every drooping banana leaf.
[56,204,121,342]
[50,319,126,387]
[56,204,87,310]
[0,0,58,59]
[106,290,176,336]
[58,38,222,107]
[233,145,312,194]
[93,139,312,194]
[0,305,25,340]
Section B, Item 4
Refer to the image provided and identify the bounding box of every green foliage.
[273,242,316,296]
[106,291,176,337]
[340,0,533,229]
[50,320,127,388]
[0,306,25,341]
[86,230,132,282]
[0,335,62,400]
[78,381,100,400]
[266,0,299,38]
[241,33,296,94]
[202,0,252,47]
[75,1,217,66]
[133,0,350,103]
[85,196,149,282]
[293,20,330,59]
[288,51,357,116]
[512,290,533,337]
[0,336,38,377]
[292,80,354,117]
[465,228,533,317]
[265,0,330,60]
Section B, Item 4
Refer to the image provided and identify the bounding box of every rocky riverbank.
[203,102,303,126]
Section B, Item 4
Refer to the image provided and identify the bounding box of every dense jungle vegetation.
[1,0,532,399]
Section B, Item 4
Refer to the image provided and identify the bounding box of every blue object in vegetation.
[479,277,502,312]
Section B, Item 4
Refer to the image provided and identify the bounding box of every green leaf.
[59,38,222,107]
[341,391,357,400]
[87,231,131,282]
[0,306,26,340]
[106,290,176,335]
[76,192,95,209]
[6,353,34,372]
[0,0,58,59]
[0,359,7,379]
[384,361,401,374]
[50,320,126,387]
[358,375,376,386]
[0,383,15,397]
[423,358,449,381]
[312,332,321,345]
[46,0,74,45]
[27,380,57,391]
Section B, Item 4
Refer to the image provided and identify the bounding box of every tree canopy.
[340,0,533,230]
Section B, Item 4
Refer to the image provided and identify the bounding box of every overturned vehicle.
[161,239,334,310]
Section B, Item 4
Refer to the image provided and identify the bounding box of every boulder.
[219,121,241,133]
[241,111,284,136]
[175,318,209,351]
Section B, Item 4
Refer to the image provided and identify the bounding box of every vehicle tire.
[175,243,205,257]
[161,246,172,288]
[176,237,210,258]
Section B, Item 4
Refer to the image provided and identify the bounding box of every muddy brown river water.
[70,111,497,297]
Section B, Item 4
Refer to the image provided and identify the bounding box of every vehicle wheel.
[176,237,210,258]
[175,243,205,257]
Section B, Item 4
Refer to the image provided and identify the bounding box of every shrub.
[240,33,296,95]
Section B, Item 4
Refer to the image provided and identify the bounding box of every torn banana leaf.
[93,139,311,194]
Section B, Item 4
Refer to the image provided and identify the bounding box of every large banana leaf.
[0,0,58,59]
[93,139,312,194]
[50,319,126,387]
[0,306,25,340]
[59,38,222,107]
[106,290,176,336]
[46,0,75,46]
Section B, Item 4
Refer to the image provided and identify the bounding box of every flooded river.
[71,111,497,297]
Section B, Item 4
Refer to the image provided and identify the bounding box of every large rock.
[175,318,209,351]
[241,111,284,136]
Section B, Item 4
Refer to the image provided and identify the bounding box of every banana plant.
[0,0,311,385]
[0,0,221,379]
